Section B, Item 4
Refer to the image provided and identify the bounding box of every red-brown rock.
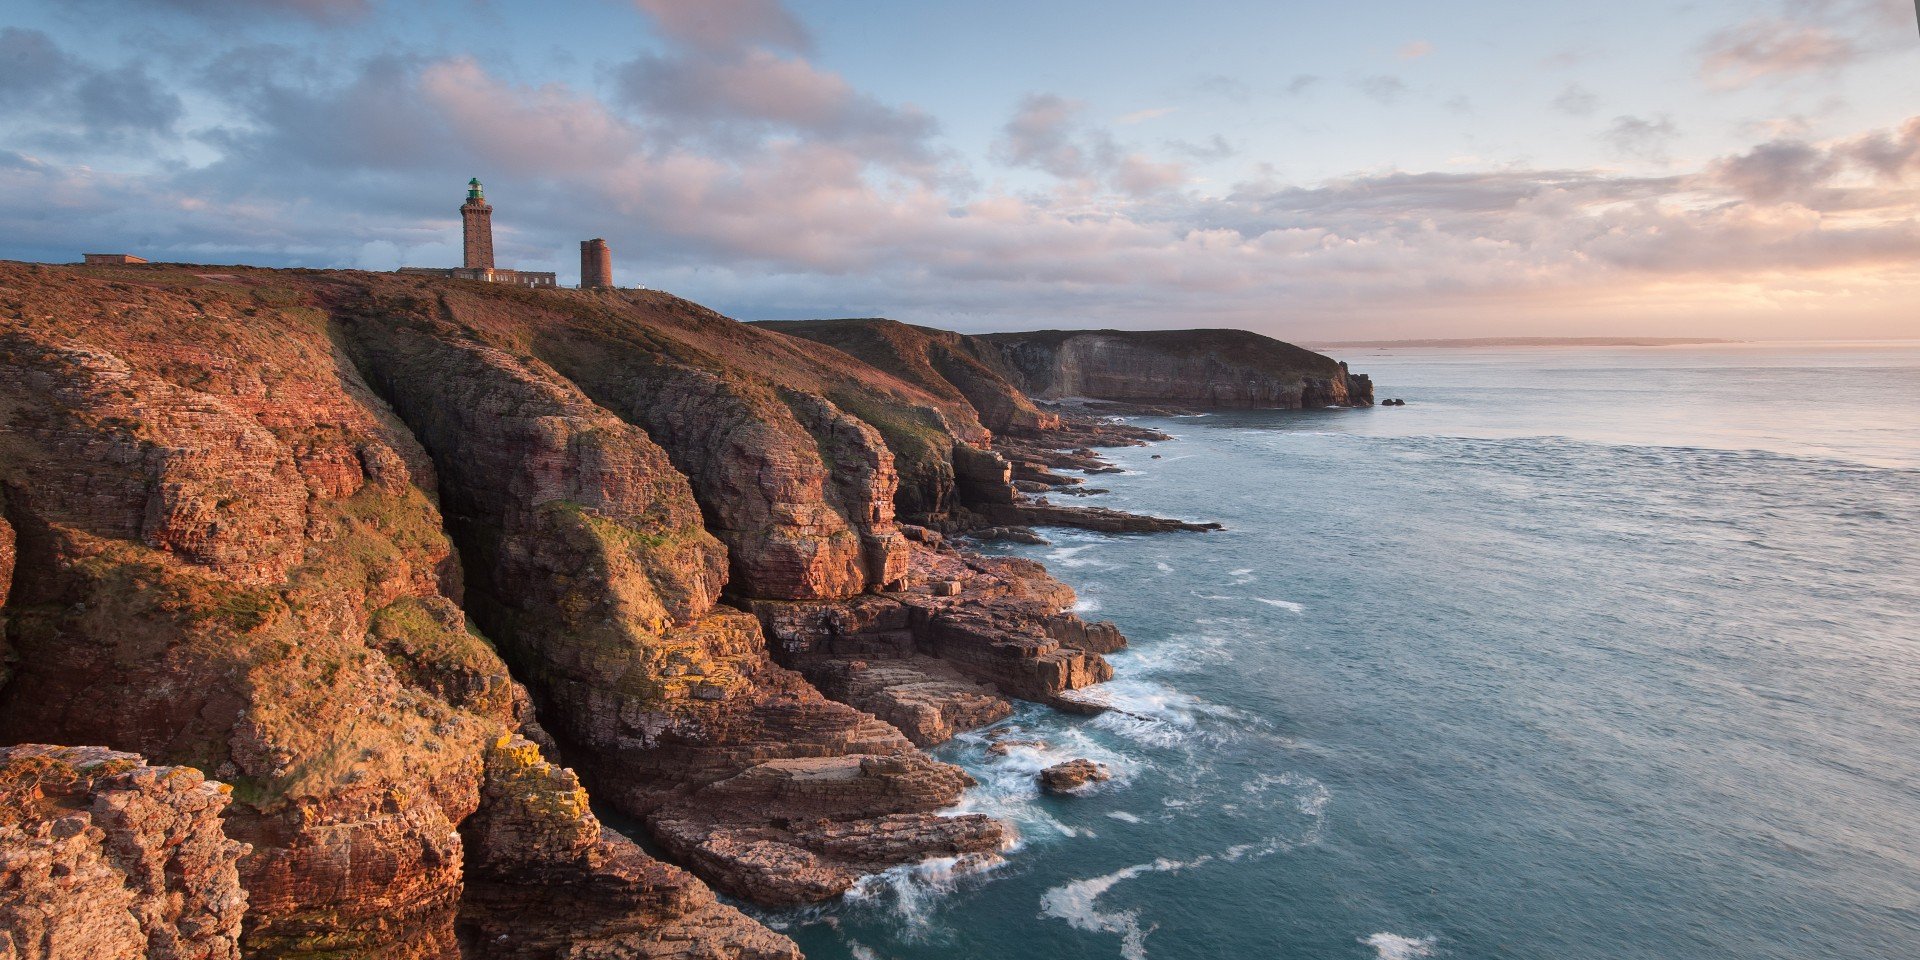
[0,744,249,960]
[1040,759,1113,793]
[458,736,800,959]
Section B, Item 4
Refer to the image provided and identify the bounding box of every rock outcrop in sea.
[0,261,1371,957]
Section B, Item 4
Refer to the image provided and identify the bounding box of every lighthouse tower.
[461,178,494,272]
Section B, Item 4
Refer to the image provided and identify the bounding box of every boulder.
[1040,759,1113,793]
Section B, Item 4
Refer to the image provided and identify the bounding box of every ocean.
[775,341,1920,960]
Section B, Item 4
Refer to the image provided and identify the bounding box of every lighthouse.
[461,178,494,271]
[395,178,556,288]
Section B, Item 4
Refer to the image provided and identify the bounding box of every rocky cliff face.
[982,328,1373,409]
[457,735,800,959]
[0,261,1139,956]
[0,744,249,960]
[755,319,1061,436]
[759,320,1373,414]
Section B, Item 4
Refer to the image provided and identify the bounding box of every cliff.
[754,319,1061,436]
[982,328,1372,409]
[757,319,1377,532]
[760,320,1373,413]
[1,744,249,960]
[0,260,1137,956]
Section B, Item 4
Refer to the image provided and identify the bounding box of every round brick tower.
[461,178,494,271]
[580,238,613,289]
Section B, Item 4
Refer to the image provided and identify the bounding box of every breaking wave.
[1363,933,1437,959]
[1039,773,1332,958]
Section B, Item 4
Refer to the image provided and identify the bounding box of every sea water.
[776,341,1920,960]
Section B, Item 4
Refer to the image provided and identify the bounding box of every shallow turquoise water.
[776,342,1920,960]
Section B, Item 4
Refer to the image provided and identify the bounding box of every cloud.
[617,49,942,173]
[0,29,183,149]
[1840,118,1920,178]
[1398,40,1434,60]
[1551,83,1598,117]
[1166,135,1234,162]
[631,0,812,54]
[1700,18,1857,88]
[0,28,75,95]
[80,0,371,21]
[614,0,946,184]
[1285,74,1321,95]
[1603,114,1679,163]
[1698,1,1910,89]
[4,8,1920,339]
[1710,139,1840,202]
[995,94,1101,178]
[1355,75,1406,105]
[992,94,1188,196]
[1117,107,1176,125]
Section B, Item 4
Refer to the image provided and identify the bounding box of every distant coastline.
[1306,336,1742,349]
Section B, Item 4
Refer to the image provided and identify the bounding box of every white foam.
[946,715,1135,839]
[1251,597,1305,613]
[847,943,882,960]
[1045,543,1107,568]
[1039,860,1182,960]
[1073,675,1246,749]
[1363,933,1437,960]
[1106,811,1144,824]
[1154,561,1174,573]
[1229,568,1253,576]
[844,853,1006,934]
[1073,597,1103,613]
[1040,809,1333,960]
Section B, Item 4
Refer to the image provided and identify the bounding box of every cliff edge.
[981,328,1373,410]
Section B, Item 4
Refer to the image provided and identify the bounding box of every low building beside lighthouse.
[398,178,557,288]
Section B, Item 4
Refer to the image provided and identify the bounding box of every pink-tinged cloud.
[1700,17,1858,88]
[7,39,1920,339]
[420,59,640,175]
[618,48,943,176]
[631,0,812,54]
[993,94,1189,196]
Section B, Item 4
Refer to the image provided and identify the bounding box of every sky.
[3,0,1918,340]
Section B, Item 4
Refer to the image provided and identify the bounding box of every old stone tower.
[461,178,494,271]
[580,238,613,289]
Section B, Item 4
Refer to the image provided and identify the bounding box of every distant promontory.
[1306,336,1741,348]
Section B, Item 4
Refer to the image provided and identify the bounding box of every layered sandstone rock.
[545,292,992,528]
[534,336,906,601]
[0,266,516,955]
[750,539,1125,745]
[756,318,1246,533]
[332,282,999,903]
[0,261,1259,950]
[0,509,13,682]
[755,318,1061,436]
[0,744,248,960]
[458,736,799,960]
[649,754,1004,905]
